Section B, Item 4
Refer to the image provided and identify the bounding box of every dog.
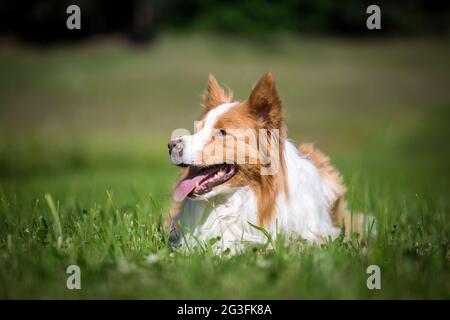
[167,73,371,254]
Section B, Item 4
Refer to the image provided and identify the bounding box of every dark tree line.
[0,0,448,44]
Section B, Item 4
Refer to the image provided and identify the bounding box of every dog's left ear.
[248,72,282,129]
[202,74,233,110]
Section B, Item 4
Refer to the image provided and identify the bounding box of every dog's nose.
[168,138,182,154]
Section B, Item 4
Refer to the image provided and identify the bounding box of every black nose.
[168,139,182,154]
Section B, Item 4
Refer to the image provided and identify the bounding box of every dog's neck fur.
[172,139,339,254]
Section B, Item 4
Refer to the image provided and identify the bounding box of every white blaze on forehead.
[204,102,238,130]
[183,102,238,164]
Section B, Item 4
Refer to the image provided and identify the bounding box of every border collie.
[167,73,371,253]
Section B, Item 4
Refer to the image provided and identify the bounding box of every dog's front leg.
[165,201,182,246]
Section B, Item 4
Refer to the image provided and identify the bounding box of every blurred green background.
[0,0,449,299]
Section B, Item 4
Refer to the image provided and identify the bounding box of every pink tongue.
[173,173,210,202]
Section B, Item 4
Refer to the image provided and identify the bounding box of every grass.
[0,33,449,299]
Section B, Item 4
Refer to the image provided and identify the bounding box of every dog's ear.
[248,72,282,129]
[201,74,233,110]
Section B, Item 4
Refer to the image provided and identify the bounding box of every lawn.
[0,34,449,299]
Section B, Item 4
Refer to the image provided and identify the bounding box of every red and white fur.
[167,73,369,254]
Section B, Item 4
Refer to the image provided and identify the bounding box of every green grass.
[0,34,449,299]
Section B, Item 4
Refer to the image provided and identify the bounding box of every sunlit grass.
[0,34,449,299]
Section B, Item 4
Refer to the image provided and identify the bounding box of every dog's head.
[169,73,284,203]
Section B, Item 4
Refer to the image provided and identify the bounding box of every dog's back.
[299,143,374,237]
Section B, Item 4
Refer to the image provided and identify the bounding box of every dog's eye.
[217,129,227,136]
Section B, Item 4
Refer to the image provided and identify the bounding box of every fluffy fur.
[167,73,370,254]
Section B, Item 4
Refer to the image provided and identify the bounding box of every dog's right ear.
[201,74,233,110]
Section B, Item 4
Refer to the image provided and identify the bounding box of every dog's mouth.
[173,164,237,202]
